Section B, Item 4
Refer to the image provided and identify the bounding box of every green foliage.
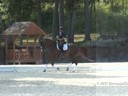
[96,0,128,36]
[0,0,128,38]
[42,7,53,33]
[0,0,35,28]
[75,40,91,47]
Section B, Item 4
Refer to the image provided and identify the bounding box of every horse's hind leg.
[73,63,77,72]
[67,63,77,72]
[67,60,78,72]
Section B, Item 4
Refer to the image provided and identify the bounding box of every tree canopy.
[0,0,128,42]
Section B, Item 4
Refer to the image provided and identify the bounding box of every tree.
[59,0,64,28]
[34,0,43,29]
[52,0,59,40]
[0,0,35,28]
[66,0,77,43]
[84,0,91,41]
[7,0,35,21]
[52,0,65,40]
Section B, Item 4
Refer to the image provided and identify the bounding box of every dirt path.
[0,63,128,96]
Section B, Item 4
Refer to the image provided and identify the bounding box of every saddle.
[56,39,68,52]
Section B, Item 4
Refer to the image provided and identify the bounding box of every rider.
[57,26,66,52]
[58,27,66,40]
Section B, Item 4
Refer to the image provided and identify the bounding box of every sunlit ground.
[0,62,128,96]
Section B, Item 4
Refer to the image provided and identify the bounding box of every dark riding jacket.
[58,31,66,39]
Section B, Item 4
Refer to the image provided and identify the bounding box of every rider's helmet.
[59,26,63,30]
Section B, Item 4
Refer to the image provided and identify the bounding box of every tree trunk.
[52,0,59,40]
[35,0,43,29]
[84,0,91,41]
[90,0,96,34]
[59,0,64,27]
[67,11,76,43]
[67,0,76,43]
[0,13,4,33]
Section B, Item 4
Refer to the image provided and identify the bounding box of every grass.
[74,34,84,42]
[74,33,128,47]
[74,33,100,41]
[2,33,126,47]
[74,34,99,47]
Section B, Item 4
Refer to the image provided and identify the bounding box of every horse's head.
[39,35,45,46]
[39,35,56,49]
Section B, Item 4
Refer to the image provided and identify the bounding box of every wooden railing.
[6,46,41,64]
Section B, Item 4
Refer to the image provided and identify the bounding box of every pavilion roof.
[3,22,46,35]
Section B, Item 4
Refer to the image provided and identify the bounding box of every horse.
[39,35,93,72]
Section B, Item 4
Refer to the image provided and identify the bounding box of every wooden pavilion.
[2,22,46,64]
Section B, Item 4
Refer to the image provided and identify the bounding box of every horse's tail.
[78,47,94,62]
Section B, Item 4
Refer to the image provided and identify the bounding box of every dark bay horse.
[39,35,93,72]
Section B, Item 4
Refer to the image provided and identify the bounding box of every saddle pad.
[56,42,68,51]
[63,44,68,51]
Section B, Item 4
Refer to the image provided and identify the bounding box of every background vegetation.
[0,0,128,44]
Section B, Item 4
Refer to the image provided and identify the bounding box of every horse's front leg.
[67,63,72,71]
[51,62,60,71]
[43,64,48,72]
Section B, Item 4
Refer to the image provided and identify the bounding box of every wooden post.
[34,35,36,63]
[38,35,41,63]
[26,34,29,61]
[27,35,28,50]
[12,35,15,64]
[5,35,8,64]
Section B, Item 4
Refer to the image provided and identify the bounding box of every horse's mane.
[43,38,56,48]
